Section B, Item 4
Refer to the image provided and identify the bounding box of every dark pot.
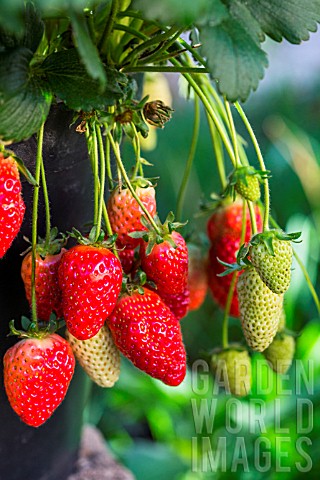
[0,105,94,480]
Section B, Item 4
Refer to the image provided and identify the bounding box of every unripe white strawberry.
[263,333,295,374]
[211,347,251,397]
[237,268,283,352]
[66,325,120,387]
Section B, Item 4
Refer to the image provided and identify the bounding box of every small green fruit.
[263,333,295,374]
[211,347,251,397]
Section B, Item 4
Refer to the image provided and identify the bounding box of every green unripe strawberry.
[249,231,296,294]
[66,326,120,388]
[211,347,251,397]
[235,173,260,202]
[263,333,295,374]
[237,268,283,352]
[226,166,268,202]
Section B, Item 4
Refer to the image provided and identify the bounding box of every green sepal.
[145,237,156,256]
[139,157,153,166]
[250,230,302,256]
[128,230,149,240]
[69,227,117,248]
[223,166,271,201]
[114,122,123,144]
[136,270,147,286]
[88,226,105,244]
[216,258,242,277]
[21,316,31,331]
[1,149,38,185]
[22,228,67,258]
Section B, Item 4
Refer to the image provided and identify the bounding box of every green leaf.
[0,76,52,142]
[42,48,128,111]
[242,0,320,44]
[23,2,44,53]
[69,10,107,88]
[199,12,268,101]
[227,0,265,45]
[133,0,226,25]
[0,1,25,34]
[0,2,44,53]
[0,47,32,100]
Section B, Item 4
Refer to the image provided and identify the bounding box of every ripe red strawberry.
[21,249,65,321]
[0,153,25,258]
[207,202,262,316]
[156,286,190,321]
[107,288,186,386]
[140,231,188,295]
[188,244,208,311]
[117,244,135,274]
[208,246,240,316]
[58,245,122,340]
[207,201,258,245]
[3,333,75,427]
[107,182,156,249]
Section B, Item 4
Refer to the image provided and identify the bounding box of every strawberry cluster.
[0,133,301,424]
[206,177,298,396]
[2,172,205,427]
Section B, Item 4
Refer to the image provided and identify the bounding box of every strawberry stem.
[104,126,114,190]
[171,60,236,166]
[31,122,45,327]
[122,25,181,68]
[224,98,240,169]
[86,122,99,228]
[234,103,270,232]
[176,95,200,222]
[95,124,106,242]
[40,158,51,251]
[98,0,119,58]
[206,112,227,190]
[247,201,258,235]
[131,122,143,180]
[222,271,238,349]
[108,131,162,236]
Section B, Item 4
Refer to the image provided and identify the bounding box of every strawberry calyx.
[129,211,187,255]
[8,315,65,340]
[121,267,158,296]
[223,166,270,202]
[216,242,252,276]
[22,227,67,258]
[143,100,174,128]
[248,229,302,256]
[120,277,146,296]
[70,227,117,249]
[218,229,301,276]
[114,176,157,191]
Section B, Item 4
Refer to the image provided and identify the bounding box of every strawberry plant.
[0,0,319,440]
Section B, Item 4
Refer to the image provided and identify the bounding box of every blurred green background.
[84,37,320,479]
